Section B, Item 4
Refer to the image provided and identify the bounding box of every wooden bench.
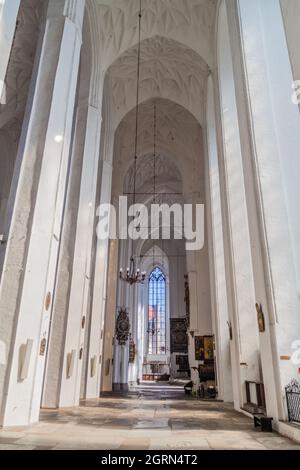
[254,414,273,432]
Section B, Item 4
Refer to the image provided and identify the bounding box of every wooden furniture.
[254,414,273,432]
[245,380,266,410]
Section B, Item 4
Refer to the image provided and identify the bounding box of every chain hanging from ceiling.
[119,0,146,285]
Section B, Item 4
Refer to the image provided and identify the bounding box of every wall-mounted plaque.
[255,302,265,332]
[39,338,47,356]
[45,292,51,311]
[170,319,188,353]
[66,350,76,378]
[90,355,97,377]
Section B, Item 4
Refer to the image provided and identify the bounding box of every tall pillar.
[44,99,103,408]
[57,101,103,407]
[85,97,115,398]
[112,238,130,391]
[101,238,119,392]
[128,284,139,386]
[204,75,233,402]
[84,160,113,398]
[216,0,261,410]
[0,0,85,427]
[185,191,212,389]
[137,264,146,382]
[237,0,300,419]
[186,253,200,387]
[0,0,21,101]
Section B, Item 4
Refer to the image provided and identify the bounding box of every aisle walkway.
[0,383,299,450]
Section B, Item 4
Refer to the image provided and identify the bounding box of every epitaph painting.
[116,308,130,345]
[195,336,214,362]
[194,336,204,361]
[170,319,188,353]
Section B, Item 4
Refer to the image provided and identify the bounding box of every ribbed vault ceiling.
[112,98,204,198]
[93,0,218,70]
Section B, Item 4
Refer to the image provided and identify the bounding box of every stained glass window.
[148,267,166,355]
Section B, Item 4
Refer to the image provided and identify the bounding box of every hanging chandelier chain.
[131,0,142,261]
[133,0,142,209]
[153,100,157,268]
[153,100,156,204]
[120,0,146,286]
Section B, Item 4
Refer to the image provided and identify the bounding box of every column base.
[112,383,129,392]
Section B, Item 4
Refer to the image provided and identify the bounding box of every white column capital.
[47,0,85,32]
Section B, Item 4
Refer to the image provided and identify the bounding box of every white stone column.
[0,0,85,427]
[112,338,121,386]
[217,0,261,409]
[112,238,131,391]
[41,100,89,409]
[185,252,204,388]
[101,238,119,392]
[128,283,139,386]
[237,0,300,419]
[184,191,212,390]
[84,159,114,399]
[124,253,138,388]
[0,0,21,101]
[120,345,129,390]
[204,75,233,402]
[84,100,115,398]
[137,281,145,382]
[58,100,103,407]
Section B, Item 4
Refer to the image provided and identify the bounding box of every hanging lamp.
[119,0,146,285]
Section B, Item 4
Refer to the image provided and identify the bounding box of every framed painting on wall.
[195,335,214,362]
[194,336,204,361]
[204,336,214,361]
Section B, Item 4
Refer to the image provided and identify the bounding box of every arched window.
[148,267,166,355]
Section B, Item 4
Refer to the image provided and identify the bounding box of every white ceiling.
[91,0,218,128]
[112,98,205,198]
[93,0,218,71]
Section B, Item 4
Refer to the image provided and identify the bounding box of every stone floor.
[0,383,300,450]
